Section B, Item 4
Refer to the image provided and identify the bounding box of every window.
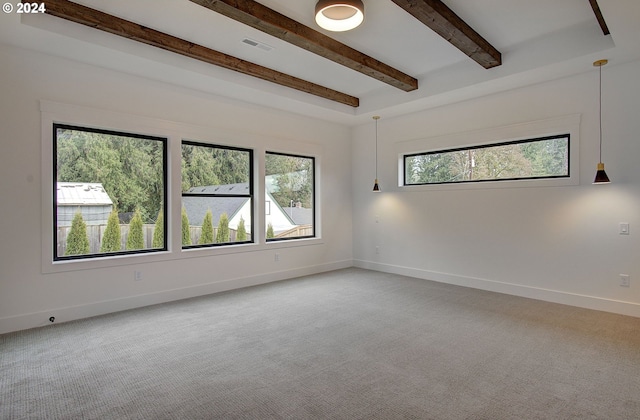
[265,152,315,241]
[53,124,167,260]
[181,141,253,248]
[404,134,569,185]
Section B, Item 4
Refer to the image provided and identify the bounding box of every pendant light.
[315,0,364,32]
[593,59,611,184]
[372,116,381,192]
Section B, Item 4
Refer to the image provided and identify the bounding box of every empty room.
[1,1,639,418]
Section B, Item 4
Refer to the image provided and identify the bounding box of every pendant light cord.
[598,63,603,163]
[375,117,379,179]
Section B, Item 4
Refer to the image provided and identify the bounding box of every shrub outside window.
[404,134,569,185]
[265,152,315,241]
[53,124,167,260]
[181,141,253,248]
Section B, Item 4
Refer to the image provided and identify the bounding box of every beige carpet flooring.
[1,268,639,419]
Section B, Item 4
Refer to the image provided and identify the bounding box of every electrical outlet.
[134,271,143,281]
[620,274,630,287]
[274,253,280,262]
[375,246,379,254]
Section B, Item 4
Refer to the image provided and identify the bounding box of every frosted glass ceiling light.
[315,0,364,32]
[593,59,611,184]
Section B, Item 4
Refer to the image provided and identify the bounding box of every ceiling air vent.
[242,38,274,52]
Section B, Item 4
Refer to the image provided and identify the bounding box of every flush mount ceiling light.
[315,0,364,32]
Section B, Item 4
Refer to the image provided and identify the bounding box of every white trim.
[395,114,581,191]
[0,259,352,334]
[40,100,323,274]
[354,260,640,319]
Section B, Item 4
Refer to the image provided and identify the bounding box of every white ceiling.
[1,0,639,125]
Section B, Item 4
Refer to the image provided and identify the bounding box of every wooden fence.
[57,224,248,255]
[187,226,248,246]
[57,223,310,255]
[273,225,313,238]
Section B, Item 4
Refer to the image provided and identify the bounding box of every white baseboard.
[354,259,640,318]
[0,259,352,334]
[5,259,637,334]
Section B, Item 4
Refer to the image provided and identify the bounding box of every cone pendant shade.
[593,162,610,184]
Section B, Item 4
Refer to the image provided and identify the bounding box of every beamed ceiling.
[2,0,639,125]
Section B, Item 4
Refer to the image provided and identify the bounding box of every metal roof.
[57,183,113,206]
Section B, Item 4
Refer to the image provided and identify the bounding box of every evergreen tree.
[216,212,230,244]
[181,207,191,246]
[266,222,274,239]
[56,129,165,223]
[100,209,121,253]
[181,144,250,192]
[152,209,164,248]
[65,210,90,256]
[126,209,145,250]
[236,216,247,242]
[265,154,313,208]
[199,210,214,245]
[406,153,455,184]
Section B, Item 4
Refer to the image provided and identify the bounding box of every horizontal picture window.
[404,134,570,186]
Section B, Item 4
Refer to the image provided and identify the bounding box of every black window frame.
[403,134,570,186]
[53,123,168,261]
[181,140,254,249]
[265,151,316,242]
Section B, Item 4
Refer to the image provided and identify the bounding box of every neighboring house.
[182,183,253,234]
[182,182,305,235]
[264,192,297,235]
[280,202,313,227]
[56,182,113,227]
[265,171,313,232]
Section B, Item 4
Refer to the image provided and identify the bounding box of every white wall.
[0,44,353,333]
[2,41,638,335]
[352,59,640,317]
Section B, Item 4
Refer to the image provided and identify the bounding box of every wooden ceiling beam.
[390,0,501,69]
[589,0,610,36]
[188,0,418,92]
[41,0,359,107]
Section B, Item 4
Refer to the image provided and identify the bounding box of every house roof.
[57,182,113,206]
[183,182,314,229]
[183,182,250,226]
[187,183,251,195]
[182,196,248,227]
[281,205,313,226]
